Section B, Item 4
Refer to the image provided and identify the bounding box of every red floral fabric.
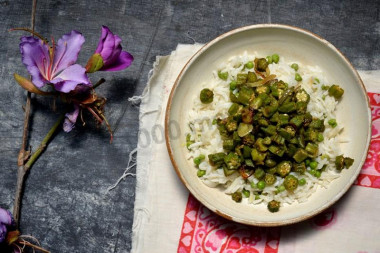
[355,92,380,188]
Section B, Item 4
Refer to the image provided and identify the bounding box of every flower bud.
[88,26,133,72]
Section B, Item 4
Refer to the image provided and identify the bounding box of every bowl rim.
[164,24,372,226]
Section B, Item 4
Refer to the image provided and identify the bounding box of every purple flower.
[86,26,133,73]
[0,208,15,243]
[20,30,90,93]
[63,105,80,132]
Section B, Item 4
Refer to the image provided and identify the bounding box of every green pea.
[193,157,202,165]
[317,133,324,142]
[193,154,205,166]
[218,71,229,81]
[295,73,302,82]
[242,189,250,198]
[257,180,266,190]
[197,170,206,177]
[328,119,337,128]
[230,81,237,90]
[277,185,286,193]
[305,159,311,166]
[309,161,318,170]
[314,170,321,178]
[266,56,273,64]
[245,61,254,69]
[299,178,306,186]
[291,63,299,71]
[212,119,217,125]
[272,54,280,63]
[250,181,256,189]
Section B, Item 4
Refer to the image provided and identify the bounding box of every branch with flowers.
[0,25,133,252]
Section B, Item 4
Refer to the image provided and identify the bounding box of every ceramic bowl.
[165,24,371,226]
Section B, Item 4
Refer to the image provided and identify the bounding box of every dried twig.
[13,0,37,225]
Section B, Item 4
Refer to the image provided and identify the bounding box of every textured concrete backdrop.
[0,0,379,252]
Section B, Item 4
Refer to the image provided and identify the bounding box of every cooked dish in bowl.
[185,51,354,213]
[165,24,371,226]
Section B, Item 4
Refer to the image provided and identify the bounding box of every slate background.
[0,0,379,252]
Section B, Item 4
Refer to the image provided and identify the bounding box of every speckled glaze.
[165,24,372,226]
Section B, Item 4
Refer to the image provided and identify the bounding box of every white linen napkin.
[131,44,380,253]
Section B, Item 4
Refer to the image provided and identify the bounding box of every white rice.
[185,51,346,208]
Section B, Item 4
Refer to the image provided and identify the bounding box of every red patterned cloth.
[131,44,380,253]
[178,194,281,253]
[359,92,380,188]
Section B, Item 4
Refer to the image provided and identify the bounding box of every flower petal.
[63,105,79,132]
[101,51,134,71]
[20,36,39,43]
[19,36,50,87]
[0,209,12,226]
[71,83,92,95]
[103,34,122,66]
[95,26,115,60]
[94,26,108,54]
[52,30,85,77]
[51,64,90,93]
[0,224,6,243]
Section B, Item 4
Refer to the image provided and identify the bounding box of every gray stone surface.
[0,0,379,252]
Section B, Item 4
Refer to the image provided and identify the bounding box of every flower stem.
[24,114,65,170]
[13,114,65,224]
[92,78,106,89]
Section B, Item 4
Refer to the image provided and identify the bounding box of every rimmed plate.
[165,24,371,226]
